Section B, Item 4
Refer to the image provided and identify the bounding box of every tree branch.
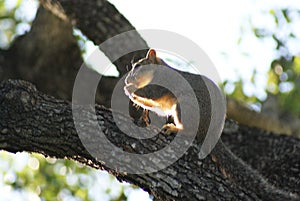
[0,79,298,200]
[227,97,300,136]
[0,0,149,107]
[45,0,149,76]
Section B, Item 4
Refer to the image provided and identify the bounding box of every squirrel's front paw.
[161,123,183,135]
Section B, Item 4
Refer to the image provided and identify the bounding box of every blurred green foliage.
[0,152,136,201]
[226,8,300,117]
[0,0,32,48]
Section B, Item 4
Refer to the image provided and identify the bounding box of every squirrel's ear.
[146,49,157,63]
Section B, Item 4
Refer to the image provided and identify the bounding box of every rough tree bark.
[0,0,299,200]
[0,80,299,201]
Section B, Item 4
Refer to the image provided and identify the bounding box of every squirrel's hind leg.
[162,111,183,135]
[161,123,183,135]
[134,109,151,127]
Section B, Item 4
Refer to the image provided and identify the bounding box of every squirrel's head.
[125,49,165,92]
[133,49,163,66]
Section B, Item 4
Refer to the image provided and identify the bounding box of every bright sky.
[106,0,300,100]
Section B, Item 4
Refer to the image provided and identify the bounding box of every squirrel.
[124,49,184,134]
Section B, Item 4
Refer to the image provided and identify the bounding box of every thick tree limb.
[2,5,82,100]
[49,0,149,76]
[0,80,299,200]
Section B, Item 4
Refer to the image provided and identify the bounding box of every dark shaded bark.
[222,125,300,194]
[2,5,82,100]
[0,0,148,107]
[0,80,299,201]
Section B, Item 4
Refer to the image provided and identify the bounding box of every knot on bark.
[0,79,37,112]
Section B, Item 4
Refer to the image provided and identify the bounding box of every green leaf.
[293,56,300,74]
